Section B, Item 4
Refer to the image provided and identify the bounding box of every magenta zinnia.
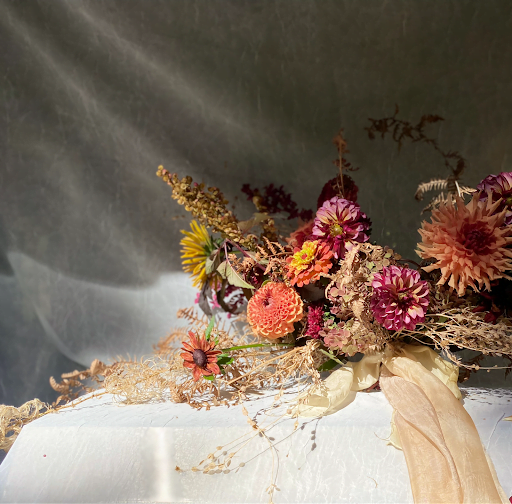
[312,196,371,259]
[477,171,512,225]
[370,266,429,331]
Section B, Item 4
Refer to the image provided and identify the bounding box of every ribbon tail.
[381,355,508,503]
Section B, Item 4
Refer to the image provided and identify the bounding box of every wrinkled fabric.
[3,0,512,409]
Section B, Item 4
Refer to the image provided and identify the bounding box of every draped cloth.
[297,344,508,503]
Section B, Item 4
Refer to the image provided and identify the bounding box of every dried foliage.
[402,309,512,372]
[365,106,470,212]
[49,359,108,405]
[157,166,257,249]
[325,243,403,355]
[0,399,50,452]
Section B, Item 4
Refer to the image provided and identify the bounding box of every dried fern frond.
[421,192,451,213]
[415,178,450,201]
[366,108,467,212]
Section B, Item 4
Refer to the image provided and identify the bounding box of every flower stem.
[220,343,294,353]
[319,348,346,366]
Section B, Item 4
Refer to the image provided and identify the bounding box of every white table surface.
[1,387,511,503]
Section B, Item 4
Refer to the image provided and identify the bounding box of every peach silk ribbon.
[297,344,508,503]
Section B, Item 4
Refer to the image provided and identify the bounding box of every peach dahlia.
[417,193,512,296]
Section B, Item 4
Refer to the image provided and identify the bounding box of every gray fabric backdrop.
[2,0,512,416]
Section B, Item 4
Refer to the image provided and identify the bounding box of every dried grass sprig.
[401,308,512,371]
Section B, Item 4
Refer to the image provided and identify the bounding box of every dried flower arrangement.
[2,110,512,502]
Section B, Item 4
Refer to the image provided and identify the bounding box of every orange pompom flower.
[286,240,334,287]
[417,193,512,296]
[247,282,303,339]
[181,331,221,381]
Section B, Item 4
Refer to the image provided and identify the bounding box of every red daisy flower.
[180,332,221,381]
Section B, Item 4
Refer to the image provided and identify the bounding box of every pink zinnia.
[477,171,512,225]
[312,196,371,259]
[370,266,429,331]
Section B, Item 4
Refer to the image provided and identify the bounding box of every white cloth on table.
[1,387,511,503]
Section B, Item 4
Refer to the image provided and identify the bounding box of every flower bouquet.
[2,111,512,502]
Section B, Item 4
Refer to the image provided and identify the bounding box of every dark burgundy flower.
[241,183,313,221]
[305,304,324,339]
[477,171,512,225]
[317,174,359,208]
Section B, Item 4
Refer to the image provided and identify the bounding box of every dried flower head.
[312,197,371,259]
[181,332,221,381]
[323,325,352,350]
[286,240,333,287]
[157,167,256,248]
[370,266,429,331]
[417,193,512,296]
[247,282,303,339]
[477,171,512,225]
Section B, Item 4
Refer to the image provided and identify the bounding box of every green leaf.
[318,359,339,372]
[203,375,215,381]
[205,316,215,341]
[217,260,254,289]
[217,354,234,367]
[436,315,448,323]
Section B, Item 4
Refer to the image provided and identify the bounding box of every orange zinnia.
[286,240,334,287]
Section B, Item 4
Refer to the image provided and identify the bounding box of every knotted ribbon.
[297,344,508,503]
